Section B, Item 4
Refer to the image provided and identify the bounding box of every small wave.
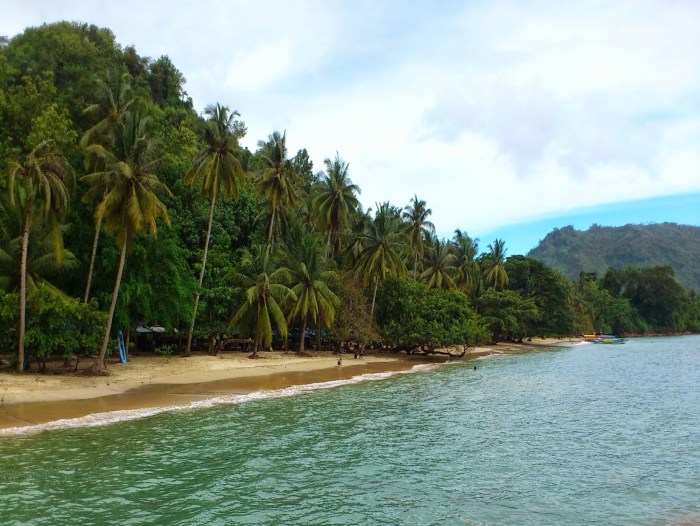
[0,363,441,437]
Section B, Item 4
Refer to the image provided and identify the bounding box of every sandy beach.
[0,338,576,431]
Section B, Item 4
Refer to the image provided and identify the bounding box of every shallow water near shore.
[1,336,699,525]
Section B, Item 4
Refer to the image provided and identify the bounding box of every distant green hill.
[527,223,700,292]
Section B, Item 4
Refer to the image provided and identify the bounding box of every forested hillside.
[528,223,700,292]
[1,22,699,373]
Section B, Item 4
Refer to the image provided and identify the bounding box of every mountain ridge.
[526,222,700,292]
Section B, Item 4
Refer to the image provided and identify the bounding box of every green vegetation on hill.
[528,223,700,292]
[1,22,698,373]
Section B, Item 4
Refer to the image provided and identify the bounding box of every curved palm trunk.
[83,214,103,303]
[298,315,307,354]
[17,204,32,373]
[413,252,418,280]
[97,237,127,370]
[185,194,217,355]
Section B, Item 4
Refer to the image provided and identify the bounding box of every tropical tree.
[483,238,509,291]
[420,235,457,291]
[183,103,246,355]
[81,68,136,149]
[287,234,340,353]
[81,68,138,304]
[505,255,574,337]
[7,140,72,372]
[228,244,295,356]
[453,229,479,281]
[354,202,407,322]
[0,193,78,296]
[402,195,434,279]
[313,153,360,257]
[255,131,299,245]
[478,289,538,342]
[81,110,172,370]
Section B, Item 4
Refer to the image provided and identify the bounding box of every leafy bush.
[24,285,106,364]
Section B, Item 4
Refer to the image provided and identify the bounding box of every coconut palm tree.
[355,202,407,321]
[453,229,481,295]
[81,69,139,304]
[81,110,172,370]
[81,68,137,149]
[0,193,78,296]
[483,238,509,291]
[255,131,299,246]
[287,234,340,353]
[420,235,457,290]
[228,244,295,356]
[313,153,360,258]
[7,141,72,372]
[402,195,434,279]
[183,103,246,355]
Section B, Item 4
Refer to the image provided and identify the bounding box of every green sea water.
[1,336,699,525]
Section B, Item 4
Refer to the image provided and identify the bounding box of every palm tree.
[483,238,509,291]
[255,131,299,245]
[81,69,138,304]
[183,103,246,355]
[7,141,72,372]
[81,68,136,149]
[402,195,434,279]
[0,193,78,296]
[313,153,360,258]
[81,111,172,370]
[228,244,295,356]
[453,229,481,295]
[355,202,407,321]
[420,235,457,290]
[288,234,340,353]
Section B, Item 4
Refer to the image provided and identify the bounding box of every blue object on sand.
[118,330,127,363]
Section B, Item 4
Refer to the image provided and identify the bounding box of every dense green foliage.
[528,223,700,292]
[505,256,574,337]
[376,278,488,349]
[1,22,698,369]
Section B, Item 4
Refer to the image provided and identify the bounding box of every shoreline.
[0,339,576,432]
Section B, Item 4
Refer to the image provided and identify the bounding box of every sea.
[1,335,699,525]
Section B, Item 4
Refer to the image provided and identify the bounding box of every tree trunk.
[315,316,322,351]
[370,274,379,322]
[267,207,276,246]
[97,237,128,370]
[298,315,307,354]
[125,325,131,359]
[185,194,217,356]
[414,252,418,280]
[83,213,103,304]
[325,229,332,259]
[17,203,32,373]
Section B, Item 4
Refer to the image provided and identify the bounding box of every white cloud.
[4,0,700,236]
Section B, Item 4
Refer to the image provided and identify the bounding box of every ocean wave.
[0,363,442,437]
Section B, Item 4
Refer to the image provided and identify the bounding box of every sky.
[3,0,700,255]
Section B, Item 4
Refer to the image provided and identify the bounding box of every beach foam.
[0,363,441,437]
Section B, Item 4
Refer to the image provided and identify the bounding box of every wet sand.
[0,353,419,430]
[0,339,576,431]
